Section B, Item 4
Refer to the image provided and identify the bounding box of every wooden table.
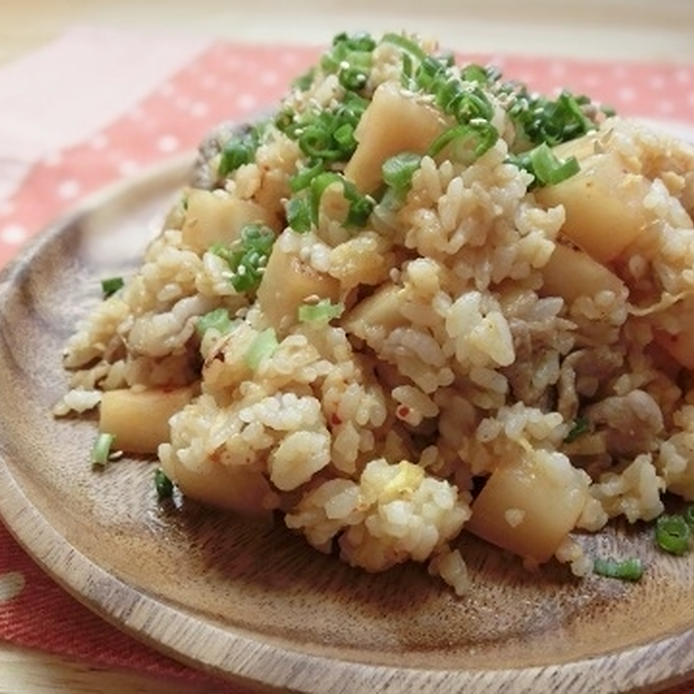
[0,1,692,691]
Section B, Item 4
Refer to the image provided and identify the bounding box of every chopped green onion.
[286,196,312,233]
[510,143,580,188]
[601,104,616,118]
[331,31,376,52]
[218,126,263,178]
[309,171,341,223]
[298,299,344,324]
[154,468,174,499]
[333,122,356,150]
[299,123,336,160]
[196,308,236,338]
[507,88,595,151]
[321,32,375,81]
[290,161,325,192]
[400,52,415,89]
[279,91,368,166]
[210,224,275,293]
[245,328,278,370]
[292,67,315,91]
[381,33,427,62]
[309,172,373,229]
[530,143,580,185]
[413,56,447,91]
[101,277,124,298]
[91,433,115,467]
[593,557,643,582]
[339,67,368,91]
[685,505,694,529]
[461,64,488,84]
[382,152,422,193]
[427,122,499,164]
[565,416,590,443]
[655,515,691,555]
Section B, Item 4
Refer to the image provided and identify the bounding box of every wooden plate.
[0,154,692,694]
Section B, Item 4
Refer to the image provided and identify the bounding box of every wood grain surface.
[0,156,693,694]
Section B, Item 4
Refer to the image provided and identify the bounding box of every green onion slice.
[218,124,265,178]
[290,161,325,193]
[685,505,694,529]
[382,152,422,193]
[211,224,275,293]
[510,143,580,188]
[286,196,312,233]
[381,33,427,62]
[101,277,124,298]
[593,557,643,582]
[427,122,499,164]
[339,67,368,91]
[196,308,236,338]
[309,172,373,228]
[298,299,344,324]
[461,64,488,84]
[154,468,174,499]
[529,143,580,185]
[655,515,691,555]
[91,432,115,467]
[565,416,590,443]
[244,328,278,370]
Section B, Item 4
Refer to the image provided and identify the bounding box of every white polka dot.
[89,133,108,150]
[0,224,27,245]
[487,55,506,68]
[551,86,563,97]
[617,87,636,102]
[157,135,179,153]
[236,93,257,110]
[43,151,62,167]
[582,73,600,88]
[0,571,25,602]
[648,75,665,90]
[549,62,566,77]
[158,83,174,96]
[280,52,298,66]
[675,69,691,84]
[657,100,675,114]
[57,180,80,199]
[260,70,279,86]
[118,160,140,176]
[190,101,208,118]
[174,95,190,110]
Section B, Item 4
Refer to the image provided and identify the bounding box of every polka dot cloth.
[0,41,692,686]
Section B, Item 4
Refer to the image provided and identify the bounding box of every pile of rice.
[56,31,694,594]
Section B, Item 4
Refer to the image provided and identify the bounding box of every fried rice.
[56,31,694,594]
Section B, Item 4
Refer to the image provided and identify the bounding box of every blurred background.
[1,0,693,64]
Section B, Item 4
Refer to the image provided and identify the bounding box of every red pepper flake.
[397,406,410,418]
[331,413,342,425]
